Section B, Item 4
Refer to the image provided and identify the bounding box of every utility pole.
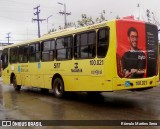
[32,5,46,38]
[58,2,71,28]
[6,32,11,44]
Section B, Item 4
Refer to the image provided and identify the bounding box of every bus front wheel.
[53,78,64,98]
[12,76,21,91]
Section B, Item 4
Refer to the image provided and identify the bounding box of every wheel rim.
[53,78,64,98]
[13,77,17,88]
[55,81,63,95]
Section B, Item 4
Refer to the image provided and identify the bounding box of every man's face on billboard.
[128,31,138,49]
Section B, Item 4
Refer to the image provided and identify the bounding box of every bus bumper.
[112,76,159,91]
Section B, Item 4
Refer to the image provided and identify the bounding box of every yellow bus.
[1,19,159,98]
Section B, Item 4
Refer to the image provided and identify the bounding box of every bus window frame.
[55,35,73,61]
[1,48,9,69]
[97,27,110,58]
[10,47,18,64]
[18,45,29,63]
[41,39,56,62]
[29,42,41,62]
[73,30,96,60]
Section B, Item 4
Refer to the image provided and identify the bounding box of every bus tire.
[12,76,21,91]
[53,78,65,98]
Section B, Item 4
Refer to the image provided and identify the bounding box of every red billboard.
[116,20,158,78]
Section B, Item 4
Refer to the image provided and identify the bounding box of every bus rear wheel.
[53,78,65,98]
[12,76,21,91]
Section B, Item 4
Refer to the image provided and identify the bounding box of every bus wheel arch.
[10,73,21,91]
[52,74,65,98]
[10,73,15,84]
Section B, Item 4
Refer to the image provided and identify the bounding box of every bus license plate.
[136,81,147,86]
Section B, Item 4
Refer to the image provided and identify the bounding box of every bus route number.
[54,63,61,68]
[90,60,104,65]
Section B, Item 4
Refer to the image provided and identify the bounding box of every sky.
[0,0,160,43]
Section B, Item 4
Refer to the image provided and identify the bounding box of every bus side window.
[18,46,24,63]
[36,43,40,62]
[88,32,96,57]
[29,43,40,62]
[74,31,96,59]
[80,33,88,58]
[1,48,8,69]
[49,50,54,60]
[18,45,28,63]
[29,44,36,62]
[42,40,55,61]
[50,40,55,60]
[10,47,18,64]
[74,35,80,58]
[97,28,109,58]
[56,36,72,60]
[23,45,29,63]
[42,41,50,61]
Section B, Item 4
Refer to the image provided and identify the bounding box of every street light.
[58,2,63,5]
[46,15,53,32]
[137,4,140,20]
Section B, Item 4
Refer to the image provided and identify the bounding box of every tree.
[66,22,76,28]
[77,14,95,27]
[77,10,109,27]
[96,10,106,23]
[146,9,151,23]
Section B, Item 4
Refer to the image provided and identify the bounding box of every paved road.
[0,78,160,129]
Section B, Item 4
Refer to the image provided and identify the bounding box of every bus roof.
[3,18,154,49]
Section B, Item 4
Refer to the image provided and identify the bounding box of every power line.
[0,15,32,23]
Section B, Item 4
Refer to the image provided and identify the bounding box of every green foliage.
[77,10,107,27]
[77,14,95,27]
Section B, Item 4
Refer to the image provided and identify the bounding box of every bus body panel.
[1,19,158,93]
[2,69,10,84]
